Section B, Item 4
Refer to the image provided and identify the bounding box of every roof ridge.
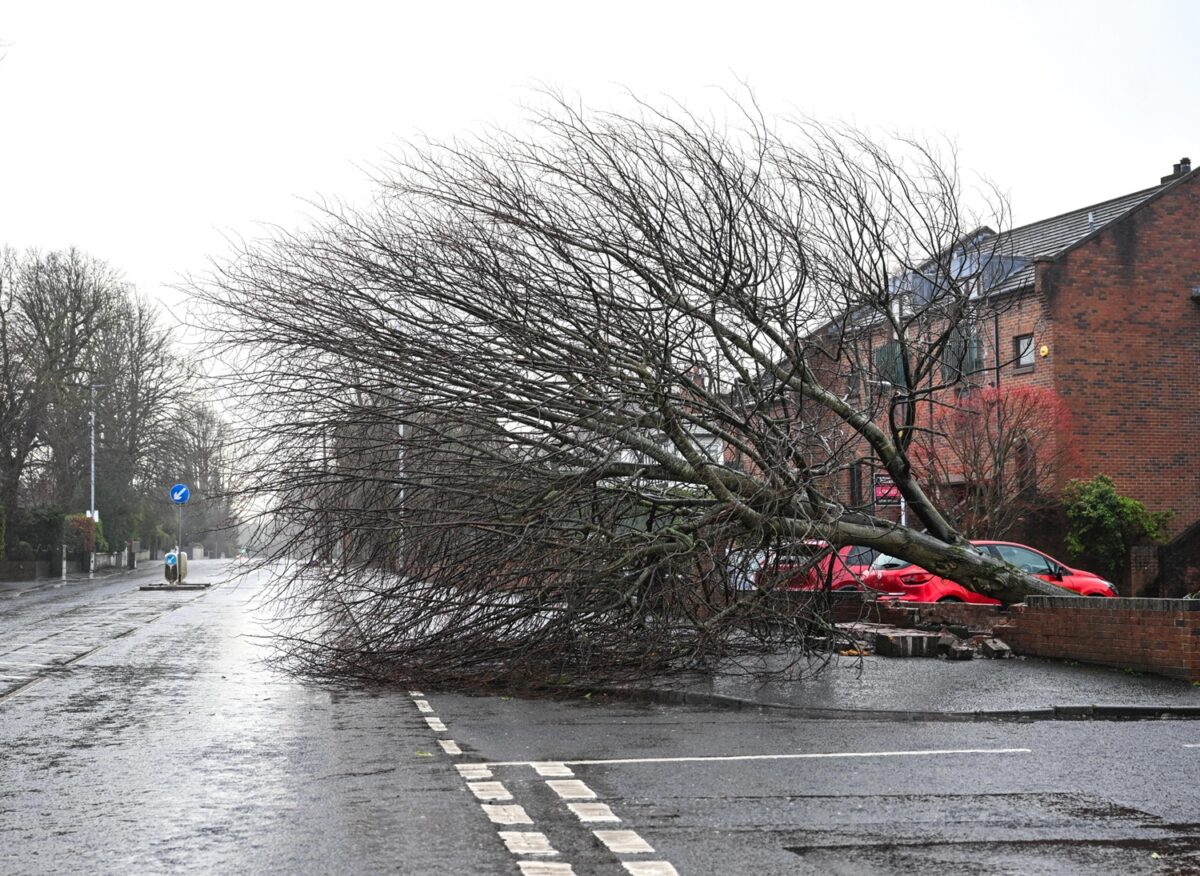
[1003,183,1164,238]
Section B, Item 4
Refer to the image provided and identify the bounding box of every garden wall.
[828,593,1200,682]
[995,596,1200,682]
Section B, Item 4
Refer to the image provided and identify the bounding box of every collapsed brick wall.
[827,593,1200,681]
[995,596,1200,681]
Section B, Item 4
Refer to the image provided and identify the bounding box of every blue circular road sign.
[165,551,178,567]
[170,483,190,504]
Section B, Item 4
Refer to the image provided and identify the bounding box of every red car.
[751,543,879,592]
[861,540,1118,603]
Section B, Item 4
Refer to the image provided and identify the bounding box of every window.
[846,370,862,404]
[942,325,984,382]
[989,544,1053,575]
[1014,334,1035,370]
[846,546,879,567]
[874,340,907,387]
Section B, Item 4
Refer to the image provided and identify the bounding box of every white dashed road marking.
[546,780,597,800]
[594,830,655,854]
[467,781,513,802]
[622,863,679,876]
[411,695,676,875]
[519,863,576,875]
[481,804,533,825]
[568,802,620,823]
[498,831,558,855]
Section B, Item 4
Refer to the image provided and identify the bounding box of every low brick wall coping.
[1024,596,1200,611]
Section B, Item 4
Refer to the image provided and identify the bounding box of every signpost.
[170,483,189,578]
[873,474,901,506]
[873,473,907,526]
[140,484,209,591]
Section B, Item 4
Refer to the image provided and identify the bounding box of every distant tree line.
[0,246,235,560]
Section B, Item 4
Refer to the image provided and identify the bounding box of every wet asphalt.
[3,562,1200,875]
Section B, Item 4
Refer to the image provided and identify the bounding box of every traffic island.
[139,582,212,591]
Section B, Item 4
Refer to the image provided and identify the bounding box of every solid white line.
[477,747,1032,768]
[1185,744,1200,748]
[546,779,596,800]
[595,830,654,854]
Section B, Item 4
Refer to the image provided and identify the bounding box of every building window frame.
[1014,333,1035,371]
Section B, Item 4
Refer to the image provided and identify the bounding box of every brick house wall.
[826,171,1199,552]
[1037,174,1200,535]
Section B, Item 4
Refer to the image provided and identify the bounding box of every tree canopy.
[197,94,1070,688]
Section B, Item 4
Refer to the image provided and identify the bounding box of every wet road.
[3,562,1200,874]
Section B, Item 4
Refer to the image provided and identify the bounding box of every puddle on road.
[783,792,1200,874]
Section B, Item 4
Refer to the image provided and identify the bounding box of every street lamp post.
[89,383,106,575]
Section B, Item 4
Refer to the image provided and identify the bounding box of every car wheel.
[937,596,963,603]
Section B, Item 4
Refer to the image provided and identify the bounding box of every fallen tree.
[196,93,1068,688]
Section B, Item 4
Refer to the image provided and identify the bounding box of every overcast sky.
[2,0,1197,326]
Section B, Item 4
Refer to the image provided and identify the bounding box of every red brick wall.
[1039,176,1200,534]
[996,596,1200,681]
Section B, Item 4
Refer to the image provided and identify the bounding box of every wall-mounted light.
[1039,345,1050,358]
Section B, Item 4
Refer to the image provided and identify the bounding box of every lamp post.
[89,383,106,574]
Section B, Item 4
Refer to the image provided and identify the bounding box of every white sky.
[2,0,1198,327]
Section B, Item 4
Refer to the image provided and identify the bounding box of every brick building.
[838,158,1199,589]
[999,157,1199,530]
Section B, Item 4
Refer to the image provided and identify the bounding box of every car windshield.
[870,552,911,571]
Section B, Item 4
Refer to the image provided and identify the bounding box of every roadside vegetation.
[0,247,235,562]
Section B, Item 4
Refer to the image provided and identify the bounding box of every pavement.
[626,649,1200,721]
[0,562,149,598]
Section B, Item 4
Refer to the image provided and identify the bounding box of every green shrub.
[9,507,64,552]
[8,541,35,561]
[1063,475,1172,578]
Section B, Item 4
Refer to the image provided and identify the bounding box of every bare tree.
[196,94,1069,688]
[0,247,210,553]
[914,385,1077,539]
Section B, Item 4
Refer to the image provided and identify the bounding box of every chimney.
[1162,156,1193,184]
